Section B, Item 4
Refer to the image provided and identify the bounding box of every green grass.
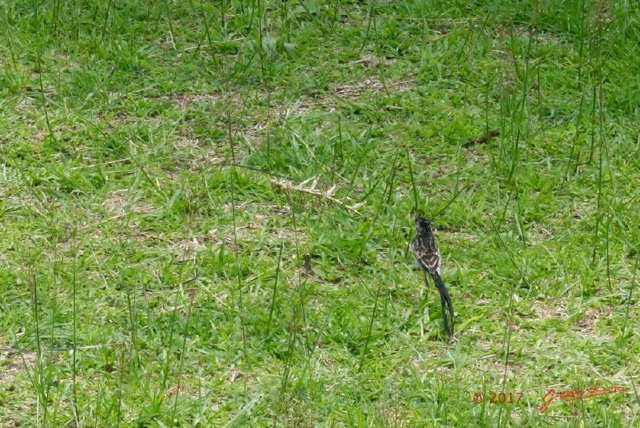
[1,0,640,426]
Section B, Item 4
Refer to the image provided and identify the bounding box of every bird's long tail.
[432,273,454,340]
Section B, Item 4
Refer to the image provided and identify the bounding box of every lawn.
[1,0,639,426]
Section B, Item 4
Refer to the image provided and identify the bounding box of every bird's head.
[415,217,433,234]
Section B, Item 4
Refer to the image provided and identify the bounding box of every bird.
[412,217,455,341]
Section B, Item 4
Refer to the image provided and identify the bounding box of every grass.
[1,0,640,426]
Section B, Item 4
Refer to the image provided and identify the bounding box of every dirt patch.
[0,349,37,385]
[331,75,413,100]
[170,93,223,110]
[103,189,157,218]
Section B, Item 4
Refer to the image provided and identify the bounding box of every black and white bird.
[412,217,454,341]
